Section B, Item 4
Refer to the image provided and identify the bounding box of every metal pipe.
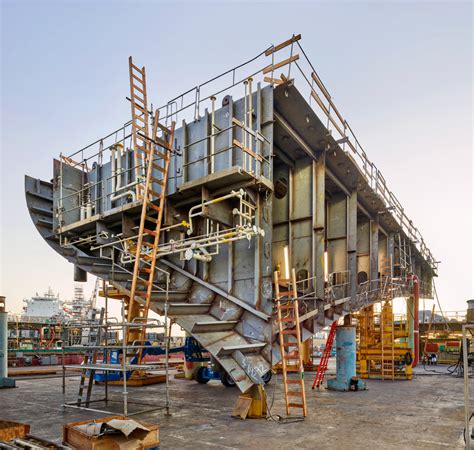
[210,96,216,173]
[462,324,472,449]
[110,145,116,195]
[412,274,420,368]
[186,189,244,235]
[0,297,7,379]
[110,189,136,203]
[116,145,123,192]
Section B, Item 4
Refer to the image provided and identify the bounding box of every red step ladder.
[312,321,337,389]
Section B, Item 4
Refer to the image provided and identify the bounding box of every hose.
[262,380,305,424]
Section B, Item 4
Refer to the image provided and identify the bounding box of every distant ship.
[21,285,93,323]
[22,287,68,322]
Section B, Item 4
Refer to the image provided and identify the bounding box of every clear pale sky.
[1,0,472,317]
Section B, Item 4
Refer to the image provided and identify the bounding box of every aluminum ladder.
[312,320,337,389]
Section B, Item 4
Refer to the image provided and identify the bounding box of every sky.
[1,0,472,318]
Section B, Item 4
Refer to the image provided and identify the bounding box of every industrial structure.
[24,35,438,410]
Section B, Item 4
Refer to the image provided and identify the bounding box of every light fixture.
[284,245,290,280]
[324,251,328,282]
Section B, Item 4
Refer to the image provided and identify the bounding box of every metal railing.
[55,34,436,271]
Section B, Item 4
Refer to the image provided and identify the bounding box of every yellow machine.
[357,301,413,380]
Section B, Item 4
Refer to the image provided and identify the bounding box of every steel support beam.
[387,233,395,277]
[370,217,379,291]
[313,152,325,299]
[161,259,270,321]
[347,190,357,302]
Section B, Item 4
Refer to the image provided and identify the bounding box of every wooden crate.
[0,420,30,441]
[63,415,159,450]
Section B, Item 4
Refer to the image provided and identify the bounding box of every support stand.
[232,385,267,420]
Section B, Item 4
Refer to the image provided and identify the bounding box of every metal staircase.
[24,175,271,393]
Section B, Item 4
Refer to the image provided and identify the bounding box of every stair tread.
[217,342,266,357]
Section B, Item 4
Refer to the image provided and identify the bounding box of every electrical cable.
[432,280,451,332]
[262,382,305,424]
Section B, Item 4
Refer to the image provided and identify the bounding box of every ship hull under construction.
[25,37,436,393]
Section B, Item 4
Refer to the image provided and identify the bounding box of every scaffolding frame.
[61,293,171,417]
[357,300,412,380]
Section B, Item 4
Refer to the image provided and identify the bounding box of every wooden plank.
[231,395,252,420]
[0,421,30,441]
[232,139,263,162]
[262,54,299,75]
[265,34,302,56]
[63,415,159,450]
[264,76,284,85]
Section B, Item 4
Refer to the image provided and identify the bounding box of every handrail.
[56,34,436,271]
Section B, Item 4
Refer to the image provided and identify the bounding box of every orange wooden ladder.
[127,57,175,361]
[274,268,307,417]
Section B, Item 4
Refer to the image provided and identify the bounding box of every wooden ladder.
[274,269,307,417]
[127,57,175,362]
[129,56,150,196]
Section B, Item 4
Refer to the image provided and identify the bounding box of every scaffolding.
[61,292,171,417]
[357,301,412,380]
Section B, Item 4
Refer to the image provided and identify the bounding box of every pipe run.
[412,274,420,368]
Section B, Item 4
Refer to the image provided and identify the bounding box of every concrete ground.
[2,367,469,449]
